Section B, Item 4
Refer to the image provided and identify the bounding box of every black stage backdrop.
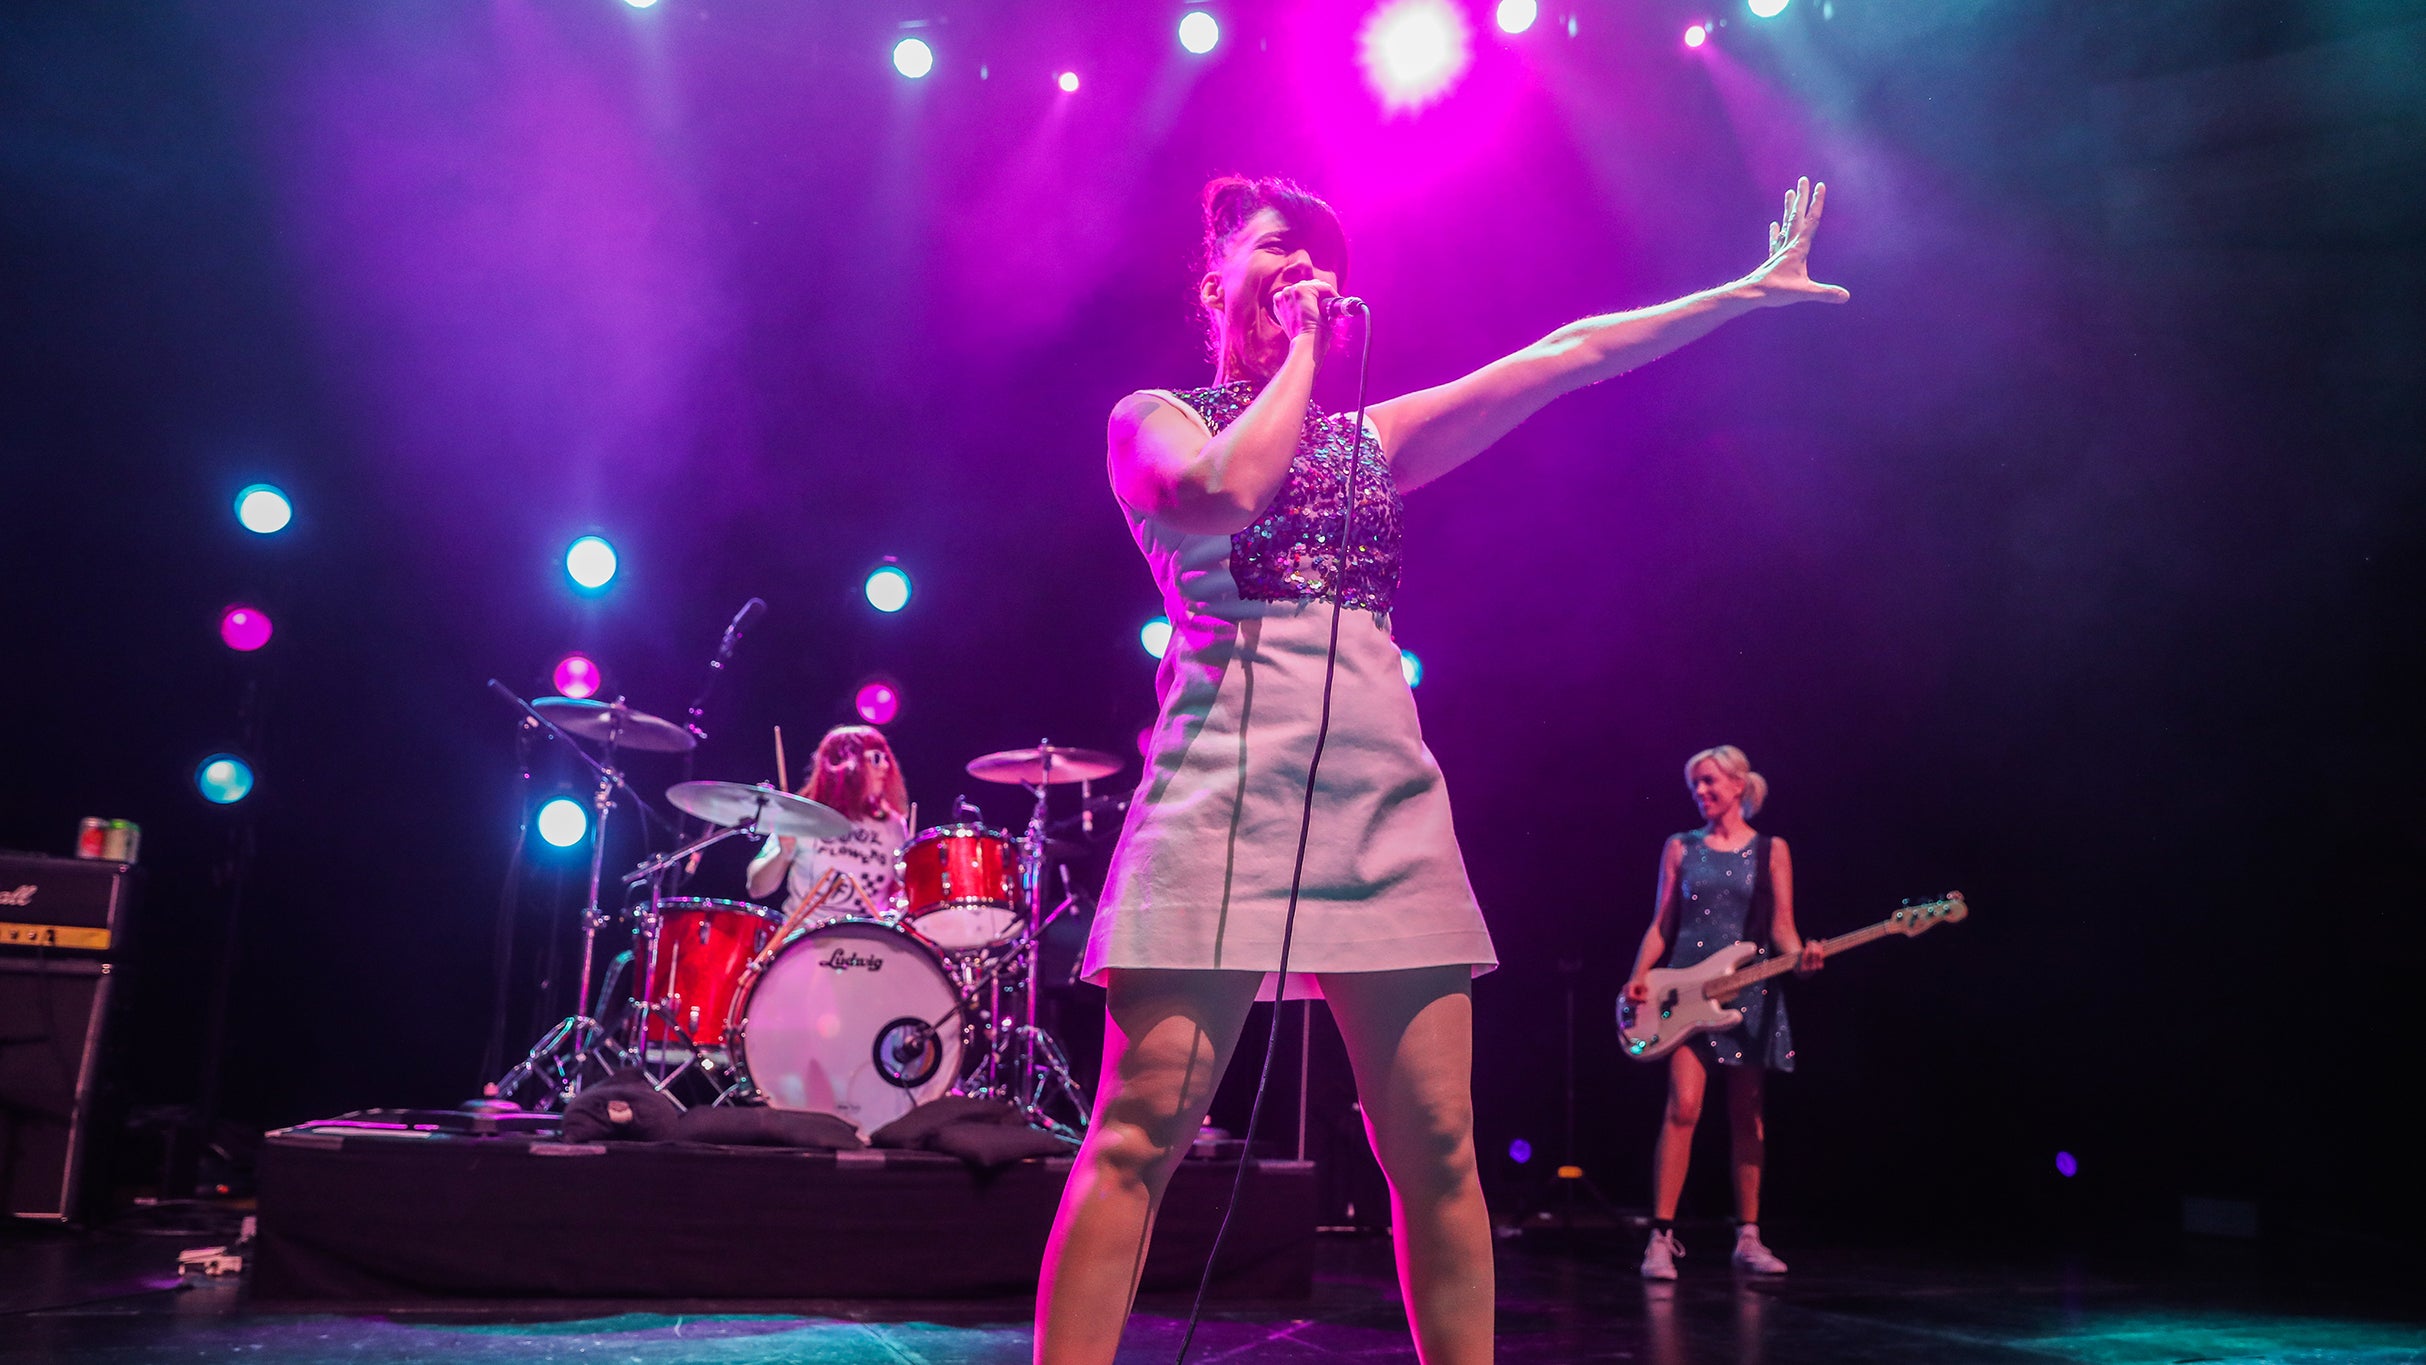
[3,0,2420,1242]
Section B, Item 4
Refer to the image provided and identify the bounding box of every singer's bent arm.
[1370,282,1764,493]
[1110,335,1322,536]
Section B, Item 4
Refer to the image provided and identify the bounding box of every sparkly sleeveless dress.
[1081,380,1498,1001]
[1663,833,1795,1071]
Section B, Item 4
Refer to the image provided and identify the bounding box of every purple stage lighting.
[1178,10,1220,55]
[1360,0,1474,113]
[864,563,912,613]
[1057,71,1080,93]
[2055,1151,2078,1178]
[1508,1138,1533,1164]
[235,484,292,535]
[553,653,601,700]
[1495,0,1538,34]
[893,37,935,79]
[219,605,273,653]
[855,681,901,726]
[1685,23,1709,47]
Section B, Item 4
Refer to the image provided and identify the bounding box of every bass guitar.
[1616,893,1968,1061]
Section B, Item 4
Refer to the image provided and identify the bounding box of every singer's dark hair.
[1197,175,1349,356]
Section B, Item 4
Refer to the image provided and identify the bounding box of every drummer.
[744,725,912,927]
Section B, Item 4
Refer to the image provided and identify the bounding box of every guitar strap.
[1746,832,1776,953]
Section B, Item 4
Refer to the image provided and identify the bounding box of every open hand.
[1745,177,1850,308]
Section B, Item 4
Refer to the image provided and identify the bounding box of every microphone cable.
[1174,299,1375,1364]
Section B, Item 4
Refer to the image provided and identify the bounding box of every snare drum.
[727,918,968,1132]
[895,823,1024,950]
[641,897,780,1047]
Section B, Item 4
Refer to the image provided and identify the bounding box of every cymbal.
[666,780,851,840]
[532,698,696,753]
[965,745,1124,786]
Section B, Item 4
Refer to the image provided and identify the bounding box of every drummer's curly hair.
[802,725,908,824]
[1197,174,1349,360]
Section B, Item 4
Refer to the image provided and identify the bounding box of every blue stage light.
[196,754,256,805]
[865,563,913,613]
[537,798,590,848]
[1140,616,1173,659]
[1748,0,1790,17]
[893,37,935,79]
[1400,649,1424,687]
[565,535,617,591]
[235,484,292,535]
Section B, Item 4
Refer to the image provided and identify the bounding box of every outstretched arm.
[1370,178,1848,493]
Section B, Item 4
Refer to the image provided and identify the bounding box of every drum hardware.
[490,684,696,1109]
[956,739,1127,1138]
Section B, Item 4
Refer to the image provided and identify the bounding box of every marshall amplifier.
[1,853,134,1220]
[0,852,135,955]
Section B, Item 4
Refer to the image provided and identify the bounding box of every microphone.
[1322,295,1369,319]
[716,597,767,658]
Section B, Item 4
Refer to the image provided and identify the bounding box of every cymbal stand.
[494,720,629,1108]
[960,742,1091,1137]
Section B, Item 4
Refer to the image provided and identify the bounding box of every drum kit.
[489,688,1122,1140]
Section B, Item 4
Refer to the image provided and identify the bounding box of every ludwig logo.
[820,949,886,972]
[0,884,35,908]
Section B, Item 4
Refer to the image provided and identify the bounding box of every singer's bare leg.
[1034,968,1260,1365]
[1321,966,1494,1365]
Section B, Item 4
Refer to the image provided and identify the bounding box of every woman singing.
[744,724,910,925]
[1623,746,1822,1281]
[1038,175,1846,1364]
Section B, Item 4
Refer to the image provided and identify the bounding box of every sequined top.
[1161,380,1404,613]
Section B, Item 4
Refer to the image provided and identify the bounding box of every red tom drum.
[642,897,780,1046]
[895,824,1023,950]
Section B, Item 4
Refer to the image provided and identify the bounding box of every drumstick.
[774,725,789,792]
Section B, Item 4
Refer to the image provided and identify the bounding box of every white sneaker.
[1731,1224,1788,1274]
[1640,1229,1683,1280]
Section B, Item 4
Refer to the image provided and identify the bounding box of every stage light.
[1359,0,1474,114]
[1400,649,1424,687]
[855,681,901,725]
[893,36,935,79]
[622,0,658,8]
[1495,0,1538,34]
[1508,1138,1533,1164]
[864,563,913,613]
[565,535,617,591]
[2055,1151,2078,1178]
[235,484,292,535]
[1178,10,1220,55]
[1685,23,1709,47]
[196,754,255,805]
[1057,71,1080,93]
[537,797,590,848]
[1140,616,1173,659]
[219,605,273,653]
[1748,0,1789,16]
[553,653,602,700]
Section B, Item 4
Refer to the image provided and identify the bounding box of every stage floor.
[4,1217,2422,1364]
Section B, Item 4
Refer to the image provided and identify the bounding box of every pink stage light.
[855,681,901,726]
[553,653,602,699]
[219,605,273,652]
[1057,71,1080,93]
[1684,23,1709,47]
[1359,0,1474,114]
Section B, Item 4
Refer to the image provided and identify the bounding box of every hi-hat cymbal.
[965,745,1124,786]
[532,698,696,753]
[666,780,851,840]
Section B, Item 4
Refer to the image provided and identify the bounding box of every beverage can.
[77,818,109,859]
[104,820,142,864]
